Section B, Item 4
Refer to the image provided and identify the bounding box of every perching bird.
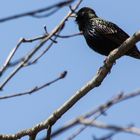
[75,7,140,59]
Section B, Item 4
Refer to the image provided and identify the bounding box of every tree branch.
[0,71,67,100]
[0,0,75,23]
[79,118,140,136]
[0,0,80,90]
[0,38,24,76]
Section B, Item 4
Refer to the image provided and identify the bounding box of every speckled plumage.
[76,7,140,59]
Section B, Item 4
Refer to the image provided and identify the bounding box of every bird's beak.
[70,13,77,18]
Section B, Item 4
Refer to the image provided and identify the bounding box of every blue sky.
[0,0,140,140]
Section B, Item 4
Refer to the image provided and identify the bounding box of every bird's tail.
[126,46,140,59]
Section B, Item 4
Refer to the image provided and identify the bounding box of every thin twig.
[56,32,82,38]
[0,71,67,100]
[0,38,24,76]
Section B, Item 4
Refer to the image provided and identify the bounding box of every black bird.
[76,7,140,59]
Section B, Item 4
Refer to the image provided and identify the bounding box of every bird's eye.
[81,12,85,15]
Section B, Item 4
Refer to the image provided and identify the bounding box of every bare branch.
[56,31,82,38]
[79,118,140,136]
[0,0,75,23]
[51,89,140,138]
[0,38,24,76]
[0,71,67,100]
[0,0,79,90]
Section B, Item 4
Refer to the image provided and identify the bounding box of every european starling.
[76,7,140,59]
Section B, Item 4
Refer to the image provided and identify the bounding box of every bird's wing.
[91,18,129,45]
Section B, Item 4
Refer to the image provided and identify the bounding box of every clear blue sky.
[0,0,140,140]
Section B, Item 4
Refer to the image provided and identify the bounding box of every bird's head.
[75,7,97,25]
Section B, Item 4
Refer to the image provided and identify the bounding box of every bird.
[75,7,140,59]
